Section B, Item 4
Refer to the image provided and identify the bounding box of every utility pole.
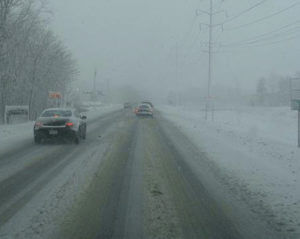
[176,42,178,84]
[106,77,110,104]
[175,42,179,106]
[197,0,223,120]
[290,77,300,147]
[205,0,213,120]
[92,68,97,101]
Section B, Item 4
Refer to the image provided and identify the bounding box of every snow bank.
[0,121,34,153]
[159,105,300,235]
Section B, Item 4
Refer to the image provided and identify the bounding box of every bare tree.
[0,0,77,122]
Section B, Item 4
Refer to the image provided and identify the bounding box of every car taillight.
[35,122,43,128]
[66,122,74,127]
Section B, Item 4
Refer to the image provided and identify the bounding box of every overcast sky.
[48,0,300,97]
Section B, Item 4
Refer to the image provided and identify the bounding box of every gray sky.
[49,0,300,97]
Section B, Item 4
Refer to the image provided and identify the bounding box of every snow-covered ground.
[0,104,121,154]
[159,105,300,235]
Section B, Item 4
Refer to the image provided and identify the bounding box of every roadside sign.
[290,78,300,147]
[4,105,29,124]
[290,78,300,109]
[49,91,62,99]
[48,91,62,107]
[291,99,300,111]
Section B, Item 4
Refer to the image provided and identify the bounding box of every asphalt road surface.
[0,109,291,239]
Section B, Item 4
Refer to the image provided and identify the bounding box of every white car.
[135,104,153,117]
[33,108,87,144]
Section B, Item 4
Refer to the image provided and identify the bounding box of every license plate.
[49,129,58,135]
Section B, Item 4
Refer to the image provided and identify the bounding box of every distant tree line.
[164,73,293,109]
[254,73,291,107]
[0,0,77,122]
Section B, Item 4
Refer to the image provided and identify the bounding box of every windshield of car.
[142,102,152,106]
[41,110,72,117]
[139,105,150,109]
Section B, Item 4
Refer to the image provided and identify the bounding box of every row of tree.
[0,0,77,122]
[164,74,293,109]
[255,73,292,107]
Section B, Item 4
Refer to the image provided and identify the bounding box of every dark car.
[33,108,87,144]
[123,102,131,109]
[135,104,153,117]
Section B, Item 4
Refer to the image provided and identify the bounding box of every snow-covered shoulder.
[159,105,300,235]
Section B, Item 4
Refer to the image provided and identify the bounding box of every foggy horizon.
[48,0,300,99]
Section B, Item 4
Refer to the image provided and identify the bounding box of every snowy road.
[0,109,294,239]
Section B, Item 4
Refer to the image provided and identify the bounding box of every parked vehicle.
[123,102,131,109]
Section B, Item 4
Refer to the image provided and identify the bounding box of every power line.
[194,1,300,49]
[219,0,268,25]
[229,32,300,48]
[194,0,271,52]
[242,27,300,45]
[222,27,300,47]
[222,21,300,47]
[224,2,300,31]
[249,20,300,40]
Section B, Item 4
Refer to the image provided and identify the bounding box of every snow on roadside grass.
[159,105,300,235]
[0,104,121,154]
[0,121,34,153]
